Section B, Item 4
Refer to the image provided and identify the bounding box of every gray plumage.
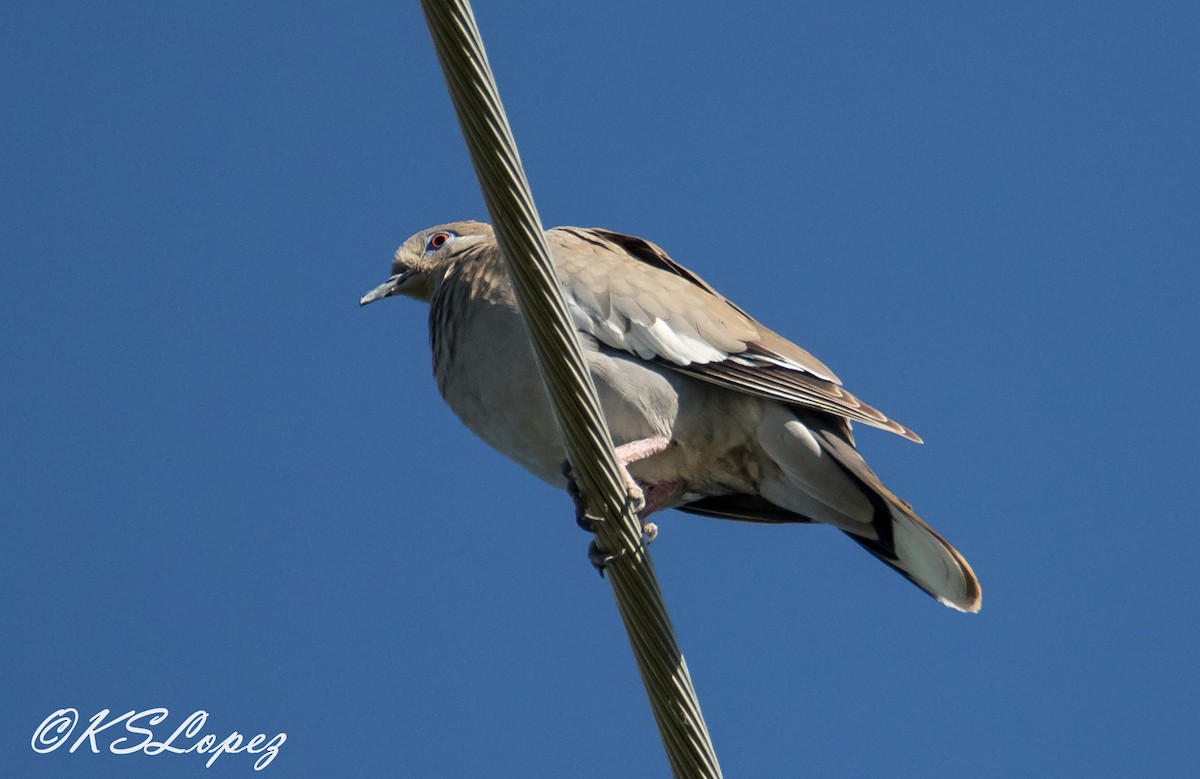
[361,221,981,612]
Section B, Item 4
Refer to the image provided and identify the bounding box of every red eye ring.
[427,232,451,250]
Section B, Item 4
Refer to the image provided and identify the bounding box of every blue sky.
[3,2,1197,776]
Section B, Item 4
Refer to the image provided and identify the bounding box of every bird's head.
[360,221,494,305]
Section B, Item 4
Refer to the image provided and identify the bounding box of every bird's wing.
[549,227,921,442]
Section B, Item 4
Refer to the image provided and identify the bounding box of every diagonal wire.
[417,1,723,776]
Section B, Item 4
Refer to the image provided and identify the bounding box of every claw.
[564,457,663,572]
[577,511,603,534]
[587,540,614,576]
[625,481,646,516]
[586,521,658,577]
[642,521,658,544]
[563,458,604,533]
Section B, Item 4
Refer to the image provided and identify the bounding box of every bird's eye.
[426,232,452,251]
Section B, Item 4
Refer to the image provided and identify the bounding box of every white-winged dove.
[361,222,981,612]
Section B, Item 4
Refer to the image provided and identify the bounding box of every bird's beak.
[359,272,409,306]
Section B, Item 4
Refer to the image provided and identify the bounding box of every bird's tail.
[756,406,982,612]
[842,491,982,613]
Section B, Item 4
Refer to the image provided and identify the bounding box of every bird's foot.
[562,457,647,533]
[587,520,658,577]
[562,458,604,532]
[563,438,671,534]
[563,442,673,577]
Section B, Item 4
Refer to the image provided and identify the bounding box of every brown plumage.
[362,221,981,612]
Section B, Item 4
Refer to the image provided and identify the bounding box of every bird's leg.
[612,437,674,545]
[613,436,673,469]
[563,437,676,574]
[563,436,671,529]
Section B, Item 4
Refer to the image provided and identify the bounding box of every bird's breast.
[429,281,567,484]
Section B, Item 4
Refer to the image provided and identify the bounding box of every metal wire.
[418,2,723,776]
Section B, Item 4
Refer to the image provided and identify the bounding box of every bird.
[361,221,981,612]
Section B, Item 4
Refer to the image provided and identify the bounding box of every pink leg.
[614,436,671,464]
[564,436,677,564]
[611,436,673,516]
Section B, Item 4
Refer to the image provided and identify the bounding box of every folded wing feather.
[550,227,922,443]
